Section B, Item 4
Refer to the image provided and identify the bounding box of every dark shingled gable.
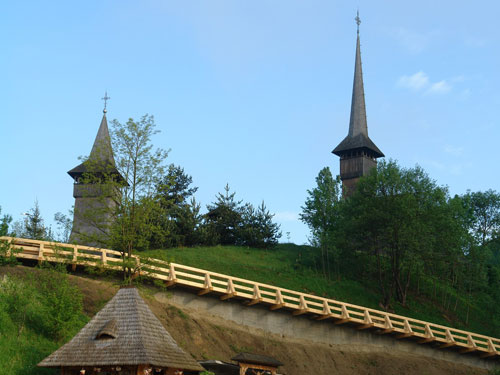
[38,287,204,372]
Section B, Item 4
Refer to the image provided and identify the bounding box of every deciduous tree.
[300,167,342,279]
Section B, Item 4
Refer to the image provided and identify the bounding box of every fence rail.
[1,236,499,359]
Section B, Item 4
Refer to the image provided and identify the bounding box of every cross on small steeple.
[101,91,110,113]
[355,10,361,34]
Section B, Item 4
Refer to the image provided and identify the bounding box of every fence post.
[198,274,213,296]
[221,278,236,300]
[5,238,12,257]
[72,246,78,271]
[38,243,45,264]
[270,289,285,310]
[247,285,262,306]
[166,264,177,287]
[293,295,308,316]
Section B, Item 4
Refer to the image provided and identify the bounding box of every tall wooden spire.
[332,14,384,195]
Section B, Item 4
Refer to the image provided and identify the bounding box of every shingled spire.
[67,96,125,246]
[89,112,115,165]
[348,26,368,138]
[332,13,384,195]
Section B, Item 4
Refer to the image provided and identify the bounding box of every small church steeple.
[332,13,384,195]
[67,94,125,246]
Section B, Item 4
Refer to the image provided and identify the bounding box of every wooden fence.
[1,236,499,359]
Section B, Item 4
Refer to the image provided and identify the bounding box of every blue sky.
[1,1,499,244]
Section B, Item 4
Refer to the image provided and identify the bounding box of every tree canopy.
[302,160,500,325]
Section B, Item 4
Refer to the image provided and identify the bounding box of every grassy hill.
[0,265,495,375]
[141,243,500,339]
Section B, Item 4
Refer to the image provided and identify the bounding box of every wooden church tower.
[332,14,384,195]
[67,95,125,246]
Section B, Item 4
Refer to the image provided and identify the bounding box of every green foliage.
[149,165,203,248]
[0,205,12,236]
[0,267,87,374]
[341,160,461,307]
[75,114,170,280]
[204,184,281,248]
[156,164,198,205]
[109,114,170,259]
[53,211,72,243]
[205,184,244,246]
[462,189,500,247]
[299,160,500,335]
[12,200,52,240]
[0,206,17,266]
[300,167,342,279]
[239,201,281,248]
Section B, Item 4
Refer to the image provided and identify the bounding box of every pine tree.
[205,184,243,245]
[23,200,48,240]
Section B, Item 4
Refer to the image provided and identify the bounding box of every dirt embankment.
[1,266,494,375]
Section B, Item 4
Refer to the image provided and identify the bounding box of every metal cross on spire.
[355,10,361,34]
[101,91,110,113]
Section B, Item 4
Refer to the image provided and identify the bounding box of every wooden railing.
[1,236,499,359]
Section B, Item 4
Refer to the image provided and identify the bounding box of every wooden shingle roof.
[38,287,203,371]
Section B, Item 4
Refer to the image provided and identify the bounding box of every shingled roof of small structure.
[38,287,204,371]
[231,352,283,367]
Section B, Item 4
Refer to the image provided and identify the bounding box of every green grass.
[0,265,88,375]
[142,244,380,308]
[140,243,500,338]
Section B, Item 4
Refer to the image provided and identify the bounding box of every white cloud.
[397,71,453,95]
[397,71,429,91]
[426,80,452,94]
[274,211,299,222]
